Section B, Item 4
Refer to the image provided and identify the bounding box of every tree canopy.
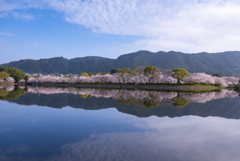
[110,69,121,74]
[172,68,190,83]
[130,68,141,76]
[0,67,25,82]
[143,66,161,83]
[0,87,26,100]
[117,68,131,84]
[88,73,95,77]
[24,75,29,83]
[172,96,190,107]
[79,94,92,98]
[0,71,9,80]
[80,72,90,77]
[143,97,161,108]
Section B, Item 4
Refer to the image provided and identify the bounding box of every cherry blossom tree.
[5,77,15,83]
[26,71,239,87]
[116,68,131,84]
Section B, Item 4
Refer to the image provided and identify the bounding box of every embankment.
[28,83,222,92]
[0,82,14,86]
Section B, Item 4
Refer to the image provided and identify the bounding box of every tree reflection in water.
[0,86,27,100]
[172,96,190,107]
[23,87,240,108]
[6,86,240,119]
[1,85,238,108]
[79,93,92,98]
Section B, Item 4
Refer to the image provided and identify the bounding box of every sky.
[1,0,240,64]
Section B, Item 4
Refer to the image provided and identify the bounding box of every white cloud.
[0,0,45,20]
[0,12,8,18]
[46,0,240,53]
[0,11,35,20]
[2,0,240,52]
[50,116,240,161]
[0,31,14,36]
[0,0,46,12]
[10,11,35,20]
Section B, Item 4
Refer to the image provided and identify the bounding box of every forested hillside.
[1,51,240,75]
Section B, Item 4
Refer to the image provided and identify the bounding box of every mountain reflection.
[6,86,240,119]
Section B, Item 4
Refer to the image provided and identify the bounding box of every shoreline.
[0,82,14,86]
[26,83,223,92]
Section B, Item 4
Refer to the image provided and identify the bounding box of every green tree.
[130,68,141,76]
[110,69,120,74]
[80,72,90,77]
[0,87,26,100]
[172,96,189,107]
[0,89,9,98]
[117,68,131,84]
[79,94,92,98]
[98,72,109,75]
[0,67,25,82]
[117,98,131,105]
[0,71,9,80]
[143,97,161,108]
[24,75,29,83]
[212,73,220,77]
[115,90,132,104]
[172,68,190,83]
[88,73,95,77]
[143,92,161,108]
[129,97,141,105]
[143,66,161,83]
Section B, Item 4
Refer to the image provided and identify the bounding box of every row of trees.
[28,69,238,87]
[0,67,28,83]
[0,65,186,84]
[1,65,238,86]
[111,66,190,84]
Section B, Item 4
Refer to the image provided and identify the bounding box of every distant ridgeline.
[1,50,240,76]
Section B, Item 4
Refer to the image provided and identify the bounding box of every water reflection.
[49,116,240,161]
[0,86,27,100]
[1,87,240,160]
[4,86,240,119]
[26,86,238,105]
[172,95,190,107]
[0,104,240,161]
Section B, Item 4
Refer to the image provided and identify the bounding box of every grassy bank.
[27,83,222,92]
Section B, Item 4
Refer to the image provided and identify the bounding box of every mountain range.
[1,50,240,75]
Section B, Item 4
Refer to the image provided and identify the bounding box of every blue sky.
[1,0,240,64]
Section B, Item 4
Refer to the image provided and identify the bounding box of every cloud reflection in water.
[47,116,240,161]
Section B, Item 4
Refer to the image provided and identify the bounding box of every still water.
[1,86,240,161]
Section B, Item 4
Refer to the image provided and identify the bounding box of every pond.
[0,86,240,161]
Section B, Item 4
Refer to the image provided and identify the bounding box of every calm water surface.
[1,86,240,161]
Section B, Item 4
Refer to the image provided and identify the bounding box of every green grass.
[31,82,223,87]
[169,89,222,92]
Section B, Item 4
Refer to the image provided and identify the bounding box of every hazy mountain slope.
[69,56,113,74]
[112,51,240,75]
[1,51,240,75]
